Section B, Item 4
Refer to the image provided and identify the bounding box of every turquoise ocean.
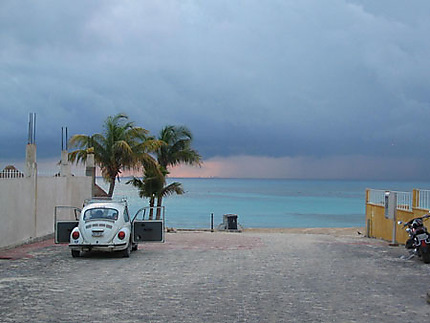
[99,178,430,229]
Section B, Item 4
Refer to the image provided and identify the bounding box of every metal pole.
[28,115,31,144]
[211,213,214,232]
[390,193,398,246]
[33,113,36,144]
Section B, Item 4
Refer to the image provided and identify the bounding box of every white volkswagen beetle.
[55,198,165,257]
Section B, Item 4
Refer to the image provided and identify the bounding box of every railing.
[0,170,24,179]
[416,189,430,210]
[1,167,87,178]
[395,191,411,211]
[368,189,386,207]
[367,189,411,211]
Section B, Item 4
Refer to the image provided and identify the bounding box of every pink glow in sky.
[168,155,427,180]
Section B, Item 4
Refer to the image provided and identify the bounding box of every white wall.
[36,176,92,237]
[0,177,36,248]
[0,175,92,249]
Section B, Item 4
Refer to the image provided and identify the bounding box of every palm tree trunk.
[149,195,155,220]
[156,195,163,220]
[108,176,116,197]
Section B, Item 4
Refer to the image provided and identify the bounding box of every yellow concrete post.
[412,189,418,209]
[365,189,370,237]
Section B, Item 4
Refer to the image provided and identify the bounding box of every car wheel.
[122,241,131,258]
[71,250,80,258]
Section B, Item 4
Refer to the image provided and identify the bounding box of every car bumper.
[69,243,127,252]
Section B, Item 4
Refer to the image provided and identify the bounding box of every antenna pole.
[28,113,36,144]
[33,113,36,144]
[61,127,68,151]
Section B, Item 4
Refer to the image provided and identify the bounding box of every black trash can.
[223,214,238,230]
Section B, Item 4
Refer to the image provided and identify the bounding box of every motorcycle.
[398,214,430,263]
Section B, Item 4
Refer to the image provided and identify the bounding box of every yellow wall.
[365,203,412,243]
[365,189,430,244]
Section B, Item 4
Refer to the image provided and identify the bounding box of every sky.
[1,0,430,179]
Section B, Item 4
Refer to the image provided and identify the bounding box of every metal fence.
[395,191,412,211]
[416,189,430,210]
[368,189,386,207]
[367,189,411,211]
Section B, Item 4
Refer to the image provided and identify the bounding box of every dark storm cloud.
[1,0,430,178]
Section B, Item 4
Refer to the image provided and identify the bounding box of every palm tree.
[69,113,159,197]
[126,160,163,219]
[156,125,202,173]
[154,125,201,216]
[127,164,184,220]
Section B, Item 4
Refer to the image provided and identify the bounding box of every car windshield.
[83,208,119,221]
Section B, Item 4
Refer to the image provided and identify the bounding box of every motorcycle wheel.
[422,251,430,264]
[405,239,414,249]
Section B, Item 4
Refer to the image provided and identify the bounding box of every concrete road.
[1,230,430,322]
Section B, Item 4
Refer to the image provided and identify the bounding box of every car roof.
[83,198,127,211]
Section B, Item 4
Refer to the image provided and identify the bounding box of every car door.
[132,206,165,243]
[54,206,81,243]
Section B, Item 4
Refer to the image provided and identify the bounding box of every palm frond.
[160,182,185,197]
[156,125,201,169]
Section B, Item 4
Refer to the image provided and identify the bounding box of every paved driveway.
[1,230,430,322]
